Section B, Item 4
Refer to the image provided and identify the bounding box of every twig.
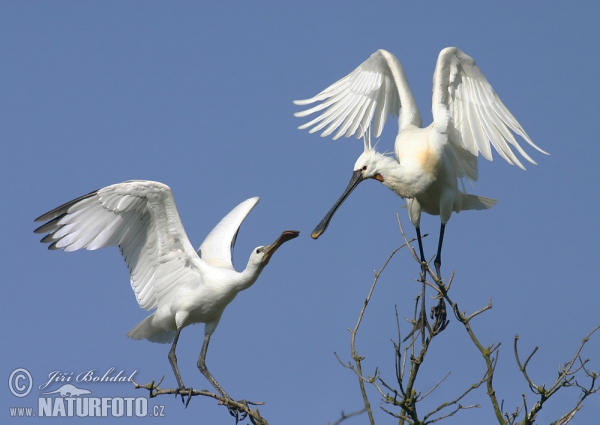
[416,250,504,425]
[345,233,416,425]
[418,372,451,401]
[515,325,600,425]
[329,408,368,425]
[132,379,268,425]
[342,213,599,425]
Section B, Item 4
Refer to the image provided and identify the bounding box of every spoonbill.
[34,180,299,401]
[295,47,547,275]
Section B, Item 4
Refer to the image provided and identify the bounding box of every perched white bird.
[295,47,547,275]
[34,180,299,400]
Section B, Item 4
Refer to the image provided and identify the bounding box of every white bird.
[295,47,547,276]
[34,180,299,401]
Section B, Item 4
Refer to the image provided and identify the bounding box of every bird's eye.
[362,166,367,170]
[256,248,261,254]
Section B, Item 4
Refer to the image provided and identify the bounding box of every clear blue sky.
[2,2,599,424]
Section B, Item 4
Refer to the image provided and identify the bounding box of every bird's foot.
[226,399,262,421]
[175,386,194,407]
[430,297,449,335]
[220,395,242,419]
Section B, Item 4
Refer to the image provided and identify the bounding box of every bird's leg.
[168,328,193,405]
[415,226,428,343]
[434,223,446,279]
[168,329,185,388]
[419,279,428,344]
[198,334,231,400]
[415,226,427,270]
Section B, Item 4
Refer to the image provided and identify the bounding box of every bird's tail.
[127,315,175,344]
[459,194,497,211]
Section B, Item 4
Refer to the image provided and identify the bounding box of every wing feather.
[34,180,200,310]
[473,82,522,167]
[332,94,370,139]
[432,47,547,173]
[294,49,420,144]
[372,77,393,137]
[197,197,259,270]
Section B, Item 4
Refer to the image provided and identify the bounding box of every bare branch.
[466,298,493,321]
[513,325,600,425]
[339,214,599,425]
[346,238,415,425]
[132,379,268,424]
[329,408,367,425]
[514,335,541,396]
[423,361,488,423]
[427,403,479,424]
[550,403,583,425]
[418,372,451,402]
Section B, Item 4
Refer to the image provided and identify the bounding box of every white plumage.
[295,48,547,275]
[35,180,299,400]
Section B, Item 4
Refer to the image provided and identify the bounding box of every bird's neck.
[236,261,264,292]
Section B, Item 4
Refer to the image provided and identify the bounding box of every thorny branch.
[132,377,268,425]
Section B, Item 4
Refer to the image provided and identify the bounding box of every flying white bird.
[295,47,547,276]
[34,180,299,401]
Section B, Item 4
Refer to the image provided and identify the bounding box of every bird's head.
[353,149,386,183]
[248,230,300,269]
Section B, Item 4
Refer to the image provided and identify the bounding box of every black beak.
[312,170,364,239]
[262,230,300,265]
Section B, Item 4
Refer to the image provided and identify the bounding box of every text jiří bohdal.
[38,368,137,390]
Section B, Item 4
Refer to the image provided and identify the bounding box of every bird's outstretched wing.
[294,49,421,146]
[432,47,548,173]
[34,180,200,310]
[197,197,259,270]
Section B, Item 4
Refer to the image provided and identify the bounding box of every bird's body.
[34,180,299,399]
[373,123,495,225]
[127,267,243,344]
[295,48,546,274]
